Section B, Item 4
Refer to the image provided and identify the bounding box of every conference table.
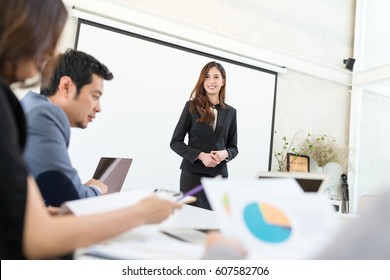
[74,204,218,260]
[74,200,357,260]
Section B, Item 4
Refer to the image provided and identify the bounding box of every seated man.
[21,49,113,206]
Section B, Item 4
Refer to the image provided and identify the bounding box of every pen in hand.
[177,184,203,202]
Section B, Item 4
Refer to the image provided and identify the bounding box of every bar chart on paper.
[243,202,292,243]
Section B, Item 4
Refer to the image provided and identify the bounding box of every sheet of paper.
[159,204,218,230]
[60,187,177,216]
[202,177,338,259]
[202,177,304,236]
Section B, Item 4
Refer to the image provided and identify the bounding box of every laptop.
[92,157,133,193]
[255,171,330,193]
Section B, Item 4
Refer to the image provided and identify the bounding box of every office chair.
[36,170,80,207]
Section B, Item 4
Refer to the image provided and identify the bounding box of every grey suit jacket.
[21,91,100,206]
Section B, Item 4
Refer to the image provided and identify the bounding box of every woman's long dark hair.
[189,61,227,125]
[0,0,68,84]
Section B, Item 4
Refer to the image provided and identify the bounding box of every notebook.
[92,157,133,193]
[255,171,330,193]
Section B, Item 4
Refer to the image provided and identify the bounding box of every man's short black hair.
[41,49,113,97]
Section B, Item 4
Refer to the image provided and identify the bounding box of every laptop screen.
[93,157,133,193]
[256,171,329,193]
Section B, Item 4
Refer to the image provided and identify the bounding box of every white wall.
[358,91,390,195]
[122,0,355,68]
[362,0,390,68]
[347,0,390,211]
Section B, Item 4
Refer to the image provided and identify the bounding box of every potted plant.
[274,132,348,172]
[273,131,312,172]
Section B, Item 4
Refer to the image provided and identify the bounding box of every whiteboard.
[68,20,277,191]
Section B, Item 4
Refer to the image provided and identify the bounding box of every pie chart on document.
[243,202,292,243]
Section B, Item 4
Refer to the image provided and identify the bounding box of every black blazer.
[170,101,238,177]
[0,79,28,259]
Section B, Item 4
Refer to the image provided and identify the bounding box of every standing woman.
[170,61,238,210]
[0,0,180,260]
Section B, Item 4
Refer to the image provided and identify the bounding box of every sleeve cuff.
[89,185,102,195]
[225,150,230,162]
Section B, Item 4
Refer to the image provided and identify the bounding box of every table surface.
[74,204,217,260]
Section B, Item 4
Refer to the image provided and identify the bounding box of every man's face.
[67,74,104,129]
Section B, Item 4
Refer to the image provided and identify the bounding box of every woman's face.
[203,66,225,97]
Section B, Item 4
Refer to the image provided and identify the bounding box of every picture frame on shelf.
[287,153,310,172]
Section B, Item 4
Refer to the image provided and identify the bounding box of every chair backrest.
[356,195,377,215]
[36,170,79,207]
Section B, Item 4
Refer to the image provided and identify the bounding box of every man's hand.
[85,178,108,194]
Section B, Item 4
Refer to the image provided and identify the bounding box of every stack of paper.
[84,226,205,260]
[63,188,207,260]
